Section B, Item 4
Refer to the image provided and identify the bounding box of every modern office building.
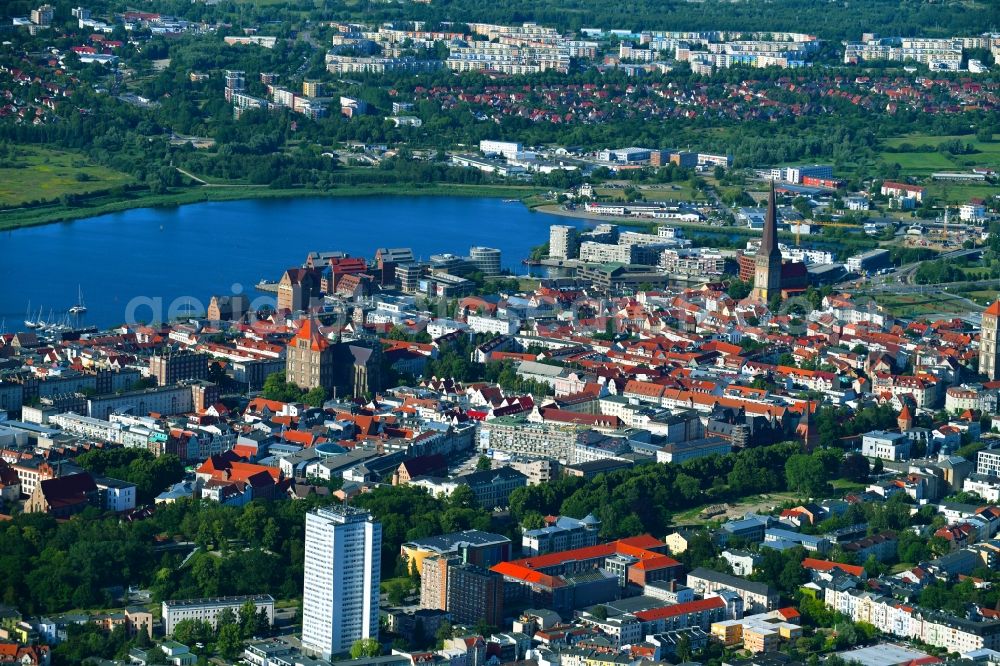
[302,507,382,659]
[522,514,601,556]
[402,530,511,576]
[470,246,502,277]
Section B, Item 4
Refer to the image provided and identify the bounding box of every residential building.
[420,555,459,610]
[711,609,801,653]
[979,450,1000,478]
[162,595,275,635]
[96,477,137,512]
[302,507,382,659]
[446,564,504,627]
[550,225,580,260]
[149,350,208,386]
[982,301,1000,382]
[686,568,779,614]
[454,466,527,510]
[881,181,925,203]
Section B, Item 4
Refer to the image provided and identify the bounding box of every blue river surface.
[0,196,584,329]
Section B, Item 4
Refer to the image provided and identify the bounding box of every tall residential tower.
[301,507,382,659]
[981,300,1000,381]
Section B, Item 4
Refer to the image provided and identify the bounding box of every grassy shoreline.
[0,182,547,232]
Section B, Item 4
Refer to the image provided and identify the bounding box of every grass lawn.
[0,146,132,207]
[883,133,997,149]
[924,181,1000,204]
[880,132,1000,183]
[830,479,866,492]
[882,151,956,173]
[639,183,708,202]
[380,576,413,592]
[593,182,706,203]
[869,291,973,317]
[953,287,999,307]
[517,278,541,291]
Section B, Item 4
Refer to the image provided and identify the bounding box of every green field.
[954,288,1000,307]
[0,147,133,207]
[880,133,1000,178]
[924,181,1000,204]
[869,291,977,317]
[595,182,706,202]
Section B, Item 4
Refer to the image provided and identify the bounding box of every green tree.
[172,619,213,644]
[217,606,237,629]
[435,620,454,648]
[475,455,492,471]
[216,622,244,660]
[785,453,829,496]
[351,638,382,659]
[238,599,260,639]
[303,386,328,407]
[262,371,305,402]
[448,485,477,510]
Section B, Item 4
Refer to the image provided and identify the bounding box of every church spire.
[760,181,780,259]
[751,181,783,303]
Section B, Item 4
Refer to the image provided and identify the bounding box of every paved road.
[863,278,994,298]
[836,246,983,289]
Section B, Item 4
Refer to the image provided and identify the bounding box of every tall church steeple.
[752,182,783,303]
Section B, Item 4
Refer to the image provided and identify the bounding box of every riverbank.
[0,182,547,232]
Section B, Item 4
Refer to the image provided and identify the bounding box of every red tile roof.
[634,597,725,621]
[292,317,329,352]
[801,557,865,578]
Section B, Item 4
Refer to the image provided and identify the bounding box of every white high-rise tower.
[301,506,382,659]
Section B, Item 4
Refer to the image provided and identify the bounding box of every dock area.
[256,281,278,293]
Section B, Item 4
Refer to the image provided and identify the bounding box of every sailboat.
[69,286,87,315]
[24,303,41,329]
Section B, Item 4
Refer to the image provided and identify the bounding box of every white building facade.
[302,507,382,659]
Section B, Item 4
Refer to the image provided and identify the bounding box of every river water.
[0,196,580,328]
